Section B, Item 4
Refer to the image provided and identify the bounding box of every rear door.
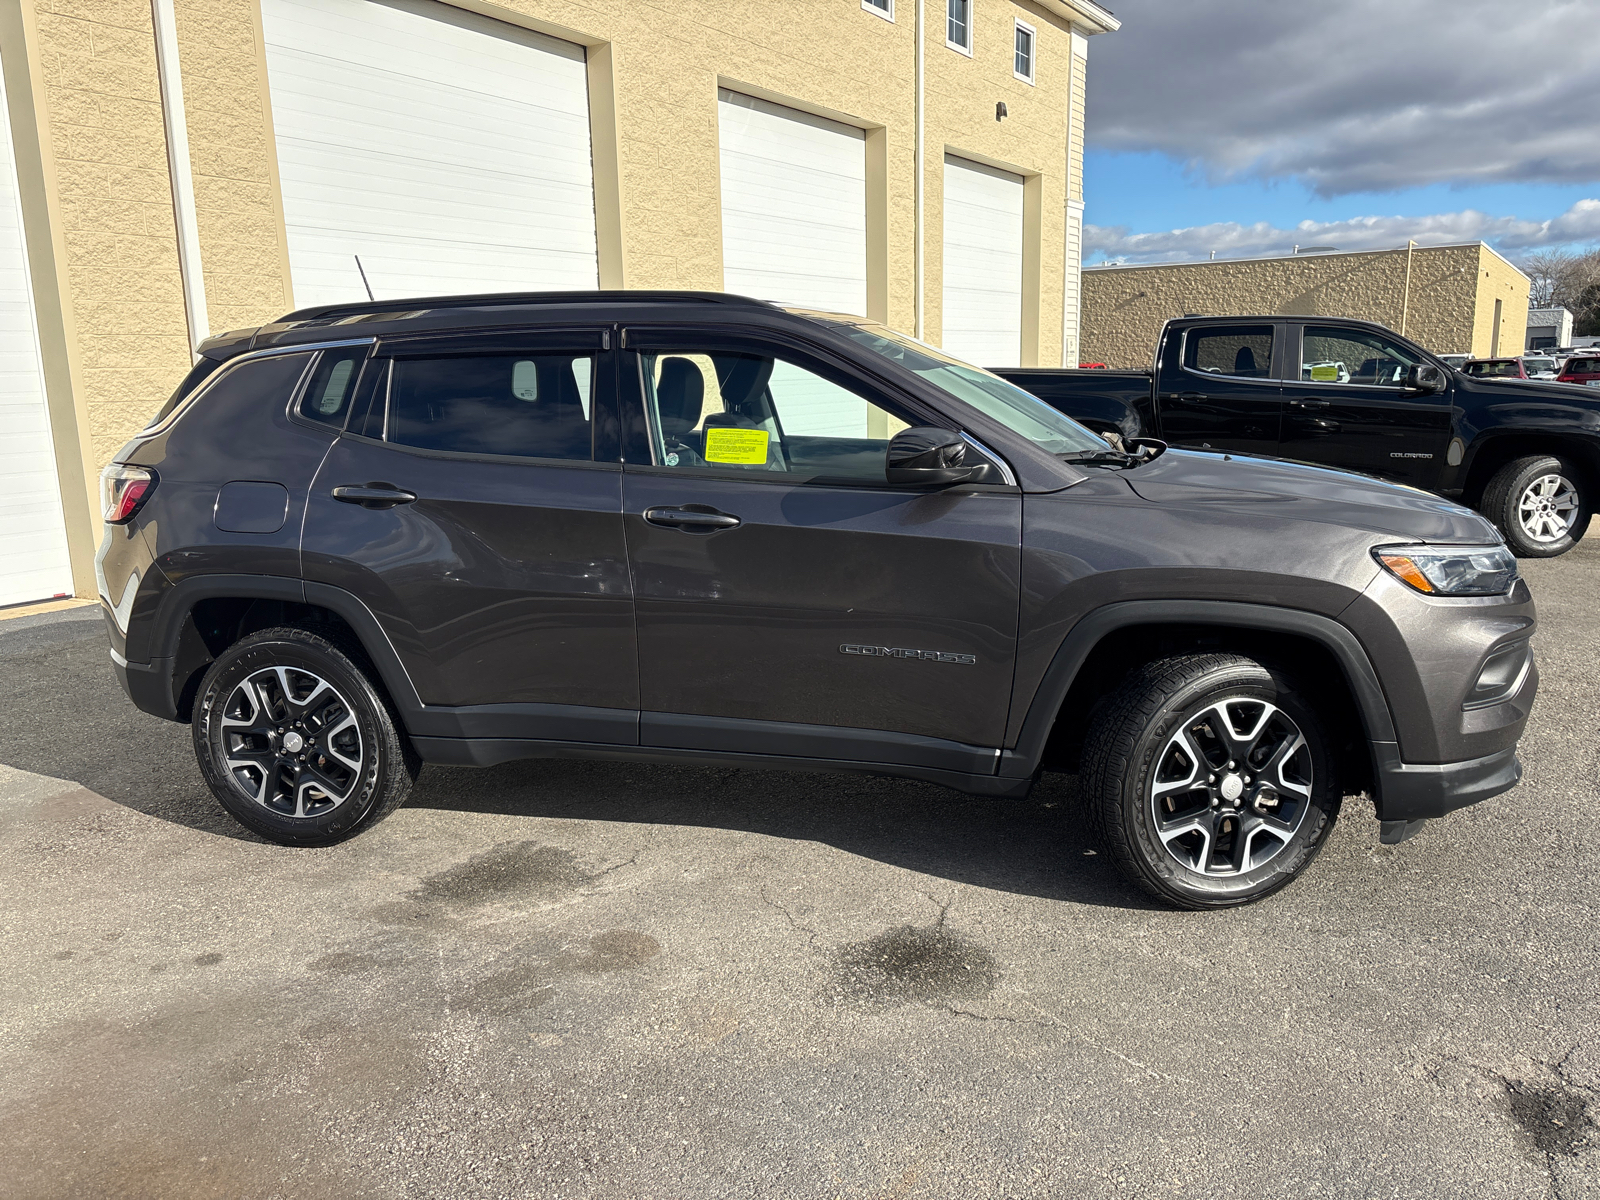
[1279,324,1451,486]
[1156,323,1283,456]
[300,328,638,740]
[619,327,1021,771]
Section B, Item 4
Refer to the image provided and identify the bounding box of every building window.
[862,0,893,21]
[1014,20,1036,83]
[947,0,971,52]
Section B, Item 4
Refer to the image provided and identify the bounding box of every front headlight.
[1373,543,1518,596]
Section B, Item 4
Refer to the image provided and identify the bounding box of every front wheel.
[192,626,418,845]
[1081,654,1341,909]
[1481,455,1590,557]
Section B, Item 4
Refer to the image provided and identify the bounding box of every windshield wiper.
[1060,436,1168,469]
[1059,449,1142,468]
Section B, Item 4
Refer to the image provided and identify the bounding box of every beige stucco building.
[0,0,1116,607]
[1081,242,1530,369]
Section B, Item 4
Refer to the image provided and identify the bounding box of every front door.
[1278,324,1451,487]
[619,330,1022,771]
[300,329,638,741]
[1156,323,1283,456]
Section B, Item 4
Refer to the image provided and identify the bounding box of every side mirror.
[886,427,987,486]
[1406,364,1446,393]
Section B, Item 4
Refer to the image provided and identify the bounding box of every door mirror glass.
[1405,363,1445,393]
[885,427,987,486]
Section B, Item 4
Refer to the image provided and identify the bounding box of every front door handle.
[331,484,417,509]
[643,505,741,532]
[1289,399,1331,410]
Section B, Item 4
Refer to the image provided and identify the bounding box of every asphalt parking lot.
[2,550,1597,1200]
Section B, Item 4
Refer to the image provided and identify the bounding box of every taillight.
[100,464,156,524]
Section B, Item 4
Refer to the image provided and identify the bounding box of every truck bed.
[990,367,1156,440]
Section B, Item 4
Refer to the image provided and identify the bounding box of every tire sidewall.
[1493,456,1589,558]
[1120,663,1338,907]
[193,631,391,844]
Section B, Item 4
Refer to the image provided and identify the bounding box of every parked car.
[1462,358,1528,380]
[98,292,1535,909]
[994,315,1596,557]
[1521,356,1559,380]
[1557,355,1600,389]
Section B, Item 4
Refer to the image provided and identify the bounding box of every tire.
[1081,653,1341,910]
[192,626,419,845]
[1481,454,1590,558]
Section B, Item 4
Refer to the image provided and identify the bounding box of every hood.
[1121,449,1500,543]
[1458,374,1600,404]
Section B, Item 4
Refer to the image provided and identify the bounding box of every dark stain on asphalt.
[53,950,74,960]
[1505,1080,1594,1157]
[555,929,661,974]
[192,953,222,967]
[419,841,588,904]
[831,924,997,1008]
[450,963,555,1016]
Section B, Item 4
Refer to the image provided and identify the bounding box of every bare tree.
[1523,249,1575,308]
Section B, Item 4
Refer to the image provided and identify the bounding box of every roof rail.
[275,289,777,325]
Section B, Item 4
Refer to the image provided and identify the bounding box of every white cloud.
[1085,200,1600,265]
[1087,0,1600,197]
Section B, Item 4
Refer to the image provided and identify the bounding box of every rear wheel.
[1081,653,1341,909]
[1481,454,1589,557]
[192,626,418,845]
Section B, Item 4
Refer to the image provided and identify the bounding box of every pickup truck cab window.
[1300,326,1427,388]
[1183,325,1276,380]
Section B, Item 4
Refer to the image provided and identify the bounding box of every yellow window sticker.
[1309,364,1340,382]
[703,427,769,465]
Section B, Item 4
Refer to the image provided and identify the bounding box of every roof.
[1087,241,1522,275]
[275,289,776,326]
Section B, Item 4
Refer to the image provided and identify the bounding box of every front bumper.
[1371,741,1522,822]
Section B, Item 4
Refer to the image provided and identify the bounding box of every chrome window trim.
[284,342,378,433]
[961,432,1017,487]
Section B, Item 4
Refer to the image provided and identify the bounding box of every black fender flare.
[145,573,425,719]
[998,600,1397,779]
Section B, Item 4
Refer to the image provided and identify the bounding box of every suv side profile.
[98,292,1538,908]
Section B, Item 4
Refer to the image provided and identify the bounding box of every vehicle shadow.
[0,609,1160,911]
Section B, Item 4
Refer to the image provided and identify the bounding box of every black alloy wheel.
[192,626,418,845]
[1082,653,1342,909]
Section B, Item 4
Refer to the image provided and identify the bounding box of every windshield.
[828,322,1108,456]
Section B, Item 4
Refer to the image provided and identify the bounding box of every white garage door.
[718,90,867,316]
[0,58,73,608]
[261,0,598,308]
[942,156,1025,367]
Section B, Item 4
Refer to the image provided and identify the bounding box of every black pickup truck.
[996,314,1600,556]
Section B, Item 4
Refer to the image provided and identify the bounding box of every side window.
[1184,325,1275,379]
[637,349,914,482]
[297,346,368,427]
[386,353,594,459]
[1302,326,1424,387]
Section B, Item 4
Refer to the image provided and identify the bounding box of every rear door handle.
[1166,392,1206,404]
[643,506,741,532]
[331,485,417,509]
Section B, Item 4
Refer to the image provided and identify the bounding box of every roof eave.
[1036,0,1120,34]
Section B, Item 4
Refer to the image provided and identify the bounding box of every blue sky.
[1081,0,1600,265]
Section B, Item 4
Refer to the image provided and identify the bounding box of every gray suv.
[96,292,1537,908]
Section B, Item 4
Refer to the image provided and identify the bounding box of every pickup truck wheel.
[1081,654,1341,910]
[192,626,419,846]
[1482,455,1590,557]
